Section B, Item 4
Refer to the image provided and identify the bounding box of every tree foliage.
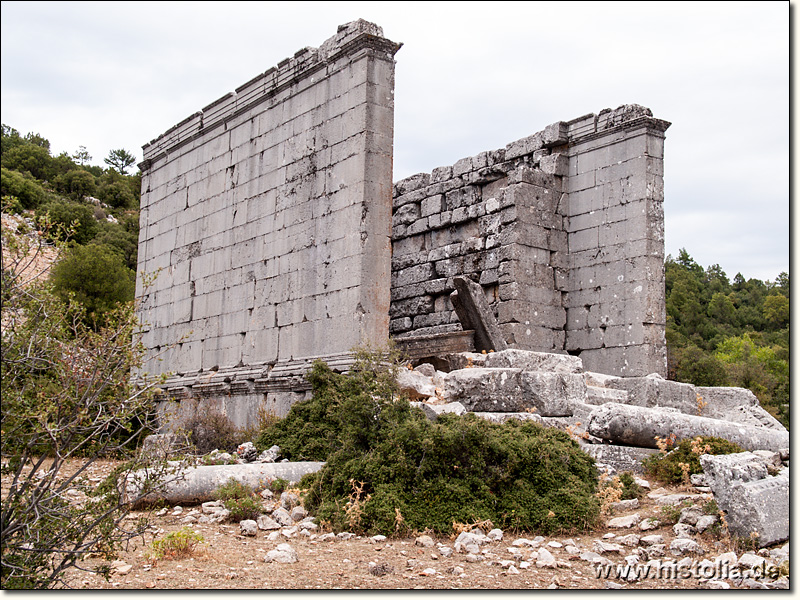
[104,149,137,175]
[50,243,136,327]
[0,218,174,589]
[665,250,789,428]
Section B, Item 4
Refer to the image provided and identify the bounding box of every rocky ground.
[6,459,788,590]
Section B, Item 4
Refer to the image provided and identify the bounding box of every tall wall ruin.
[136,21,670,427]
[136,21,400,424]
[390,105,670,377]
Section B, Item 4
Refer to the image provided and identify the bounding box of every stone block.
[420,194,445,217]
[539,154,569,176]
[700,453,789,547]
[441,368,584,416]
[607,376,698,415]
[542,121,568,147]
[587,403,790,452]
[505,132,544,160]
[450,276,508,353]
[480,348,583,373]
[580,443,658,475]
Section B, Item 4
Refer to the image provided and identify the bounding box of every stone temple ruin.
[136,20,787,547]
[137,20,668,421]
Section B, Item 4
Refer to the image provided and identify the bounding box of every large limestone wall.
[136,21,400,424]
[390,105,670,377]
[563,105,670,376]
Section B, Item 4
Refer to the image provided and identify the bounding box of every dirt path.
[4,458,784,590]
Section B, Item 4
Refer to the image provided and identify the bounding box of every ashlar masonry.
[135,20,670,426]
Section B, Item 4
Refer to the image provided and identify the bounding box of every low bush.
[618,471,645,500]
[147,527,204,561]
[261,352,600,536]
[270,478,289,494]
[642,435,744,484]
[213,478,262,522]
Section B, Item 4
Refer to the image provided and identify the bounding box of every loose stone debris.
[399,347,789,550]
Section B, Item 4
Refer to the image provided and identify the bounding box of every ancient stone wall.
[563,106,670,376]
[136,20,671,428]
[136,21,400,424]
[390,105,670,377]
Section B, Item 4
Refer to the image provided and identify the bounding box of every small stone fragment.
[607,513,641,529]
[240,520,258,536]
[264,543,298,564]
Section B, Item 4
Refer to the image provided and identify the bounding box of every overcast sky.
[1,1,789,281]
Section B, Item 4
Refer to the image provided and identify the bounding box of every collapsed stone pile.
[398,348,789,547]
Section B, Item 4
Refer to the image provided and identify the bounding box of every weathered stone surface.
[699,452,769,508]
[586,386,629,405]
[125,462,324,506]
[581,443,658,475]
[694,514,718,533]
[609,498,639,512]
[442,368,584,415]
[476,348,582,373]
[536,548,557,568]
[678,506,704,526]
[454,532,488,553]
[138,21,400,425]
[672,523,696,538]
[264,543,298,564]
[409,401,466,422]
[257,515,281,531]
[694,387,786,432]
[450,276,508,353]
[670,538,704,555]
[396,368,437,400]
[607,513,641,529]
[271,507,294,527]
[700,453,789,547]
[616,534,640,547]
[587,403,789,452]
[638,518,660,531]
[640,534,664,546]
[473,412,543,425]
[257,445,281,463]
[606,377,698,414]
[239,520,257,536]
[595,541,624,554]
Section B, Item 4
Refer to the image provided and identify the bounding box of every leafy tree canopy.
[50,243,136,325]
[104,148,137,175]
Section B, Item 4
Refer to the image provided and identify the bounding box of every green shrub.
[270,478,289,494]
[618,471,645,500]
[49,243,135,326]
[55,169,96,201]
[36,199,98,244]
[1,167,51,209]
[260,354,600,536]
[147,527,204,561]
[213,478,262,522]
[642,436,744,484]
